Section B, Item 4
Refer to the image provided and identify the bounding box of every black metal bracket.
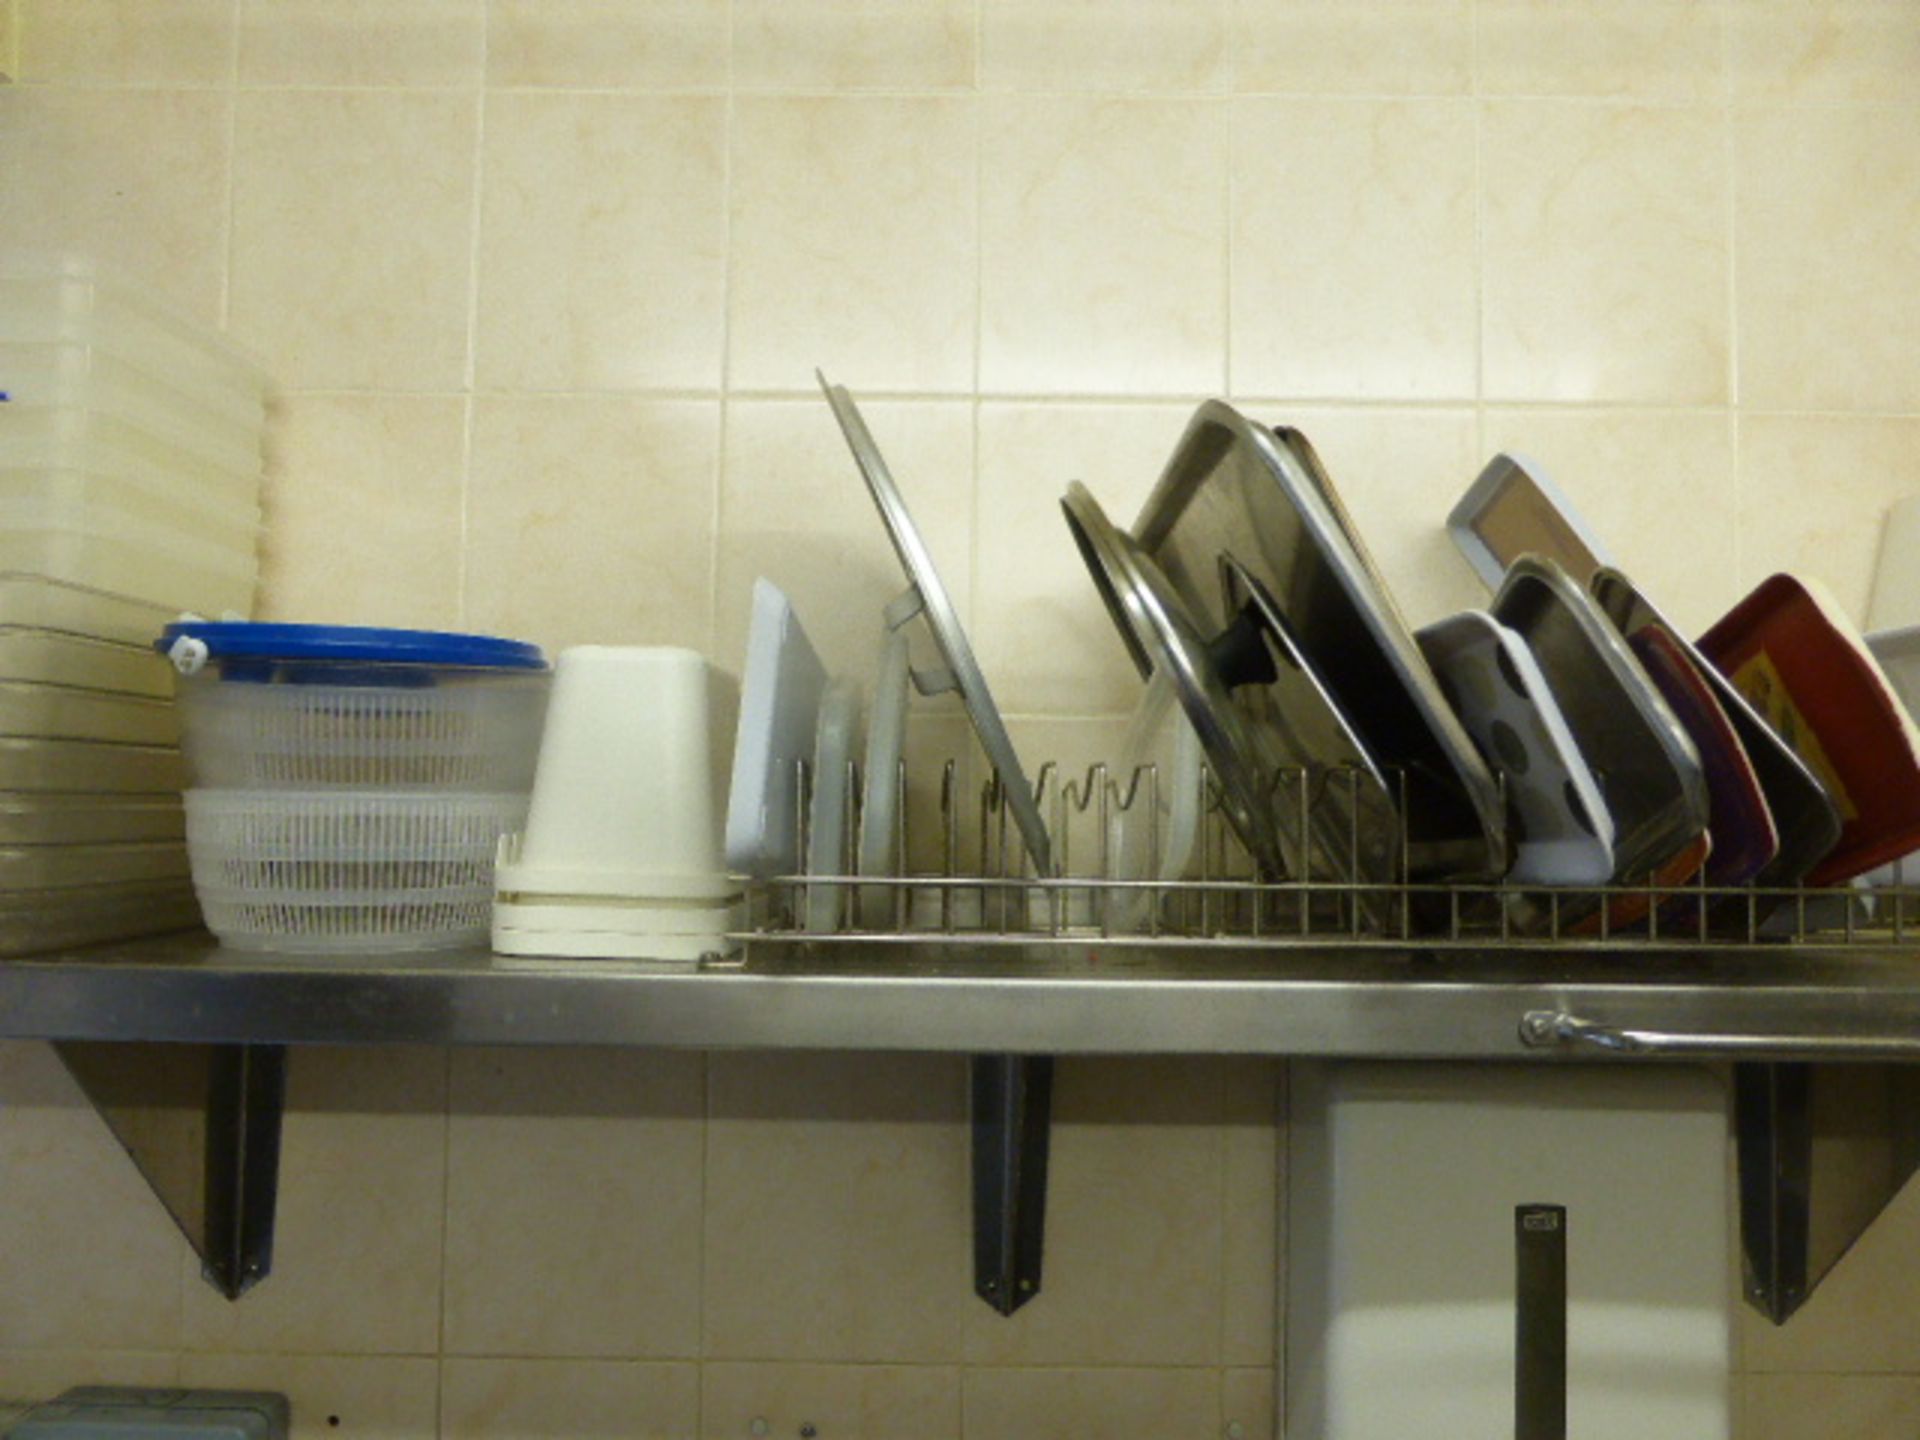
[1737,1060,1920,1325]
[43,1040,1920,1326]
[56,1041,288,1300]
[970,1052,1053,1316]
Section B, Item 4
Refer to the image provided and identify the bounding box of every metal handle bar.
[1520,1009,1920,1059]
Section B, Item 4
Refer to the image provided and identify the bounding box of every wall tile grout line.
[247,386,1920,421]
[1469,0,1486,424]
[694,12,739,1425]
[245,386,1920,421]
[1722,0,1745,600]
[967,0,987,643]
[214,0,239,333]
[1221,73,1235,401]
[451,20,491,634]
[708,0,744,657]
[22,75,1920,114]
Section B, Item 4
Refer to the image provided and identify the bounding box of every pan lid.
[816,371,1053,876]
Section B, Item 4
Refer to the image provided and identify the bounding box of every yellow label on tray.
[1730,650,1857,821]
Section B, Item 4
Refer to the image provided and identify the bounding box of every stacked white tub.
[0,259,265,953]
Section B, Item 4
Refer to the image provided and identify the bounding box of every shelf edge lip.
[7,943,1920,1056]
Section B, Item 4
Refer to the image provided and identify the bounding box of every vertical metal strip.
[971,1052,1054,1316]
[1515,1203,1568,1440]
[1736,1062,1812,1324]
[201,1043,288,1299]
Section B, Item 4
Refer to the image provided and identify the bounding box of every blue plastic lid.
[157,621,547,671]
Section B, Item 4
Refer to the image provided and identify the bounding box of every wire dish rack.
[734,757,1920,957]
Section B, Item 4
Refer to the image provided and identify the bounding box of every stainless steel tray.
[1132,401,1505,879]
[1494,557,1706,884]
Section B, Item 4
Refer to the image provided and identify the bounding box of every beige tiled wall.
[3,1,1920,1436]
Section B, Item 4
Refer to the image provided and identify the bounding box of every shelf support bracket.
[55,1041,288,1300]
[970,1052,1053,1316]
[1737,1060,1920,1325]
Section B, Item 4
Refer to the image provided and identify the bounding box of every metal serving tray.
[1494,557,1706,886]
[1132,401,1505,879]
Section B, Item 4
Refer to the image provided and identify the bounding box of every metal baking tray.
[1493,557,1706,885]
[1132,401,1505,879]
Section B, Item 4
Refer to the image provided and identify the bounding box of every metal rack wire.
[738,756,1918,954]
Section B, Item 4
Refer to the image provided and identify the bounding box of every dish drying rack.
[739,754,1917,957]
[728,751,1920,1321]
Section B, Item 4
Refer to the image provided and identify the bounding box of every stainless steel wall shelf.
[7,930,1920,1056]
[8,926,1920,1329]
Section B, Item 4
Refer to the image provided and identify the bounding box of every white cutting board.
[1870,494,1920,632]
[724,578,827,878]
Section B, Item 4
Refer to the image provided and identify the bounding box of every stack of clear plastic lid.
[0,578,199,954]
[0,260,269,955]
[0,257,265,614]
[162,622,550,954]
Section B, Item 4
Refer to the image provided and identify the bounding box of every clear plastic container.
[0,878,200,957]
[0,679,177,746]
[0,840,189,891]
[0,626,173,696]
[0,794,184,844]
[0,335,262,442]
[0,508,257,614]
[0,736,185,793]
[0,404,263,514]
[165,623,548,953]
[0,574,180,648]
[0,259,268,409]
[192,883,493,955]
[0,342,262,476]
[173,664,548,790]
[185,789,525,892]
[185,790,528,952]
[0,468,260,557]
